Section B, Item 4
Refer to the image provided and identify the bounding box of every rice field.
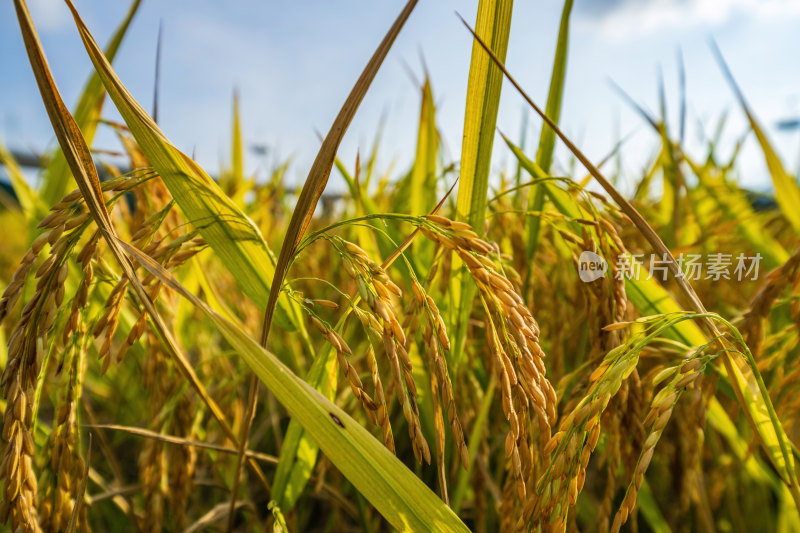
[1,0,800,531]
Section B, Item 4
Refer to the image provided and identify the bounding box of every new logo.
[578,251,607,282]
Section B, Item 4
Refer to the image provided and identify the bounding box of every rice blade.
[409,77,438,218]
[712,41,800,235]
[526,0,573,265]
[0,137,41,219]
[260,0,418,343]
[451,0,514,366]
[40,0,141,207]
[63,0,299,333]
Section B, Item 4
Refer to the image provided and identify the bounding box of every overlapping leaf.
[40,0,141,207]
[713,42,800,235]
[64,0,299,332]
[451,0,514,364]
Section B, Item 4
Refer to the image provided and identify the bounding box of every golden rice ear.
[117,238,470,532]
[15,0,271,494]
[271,180,459,513]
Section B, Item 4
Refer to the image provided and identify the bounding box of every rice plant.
[1,0,799,531]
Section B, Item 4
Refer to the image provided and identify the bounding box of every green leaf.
[713,42,800,235]
[625,277,705,347]
[525,0,573,263]
[455,0,513,230]
[271,339,338,510]
[451,0,514,364]
[260,0,418,342]
[13,0,272,493]
[707,397,779,488]
[40,0,141,207]
[394,76,439,223]
[0,137,40,219]
[637,480,671,533]
[686,155,788,268]
[533,0,572,174]
[65,1,300,332]
[503,134,583,232]
[410,77,438,217]
[232,90,244,186]
[224,89,252,208]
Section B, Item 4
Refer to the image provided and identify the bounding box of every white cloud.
[580,0,800,40]
[27,0,70,31]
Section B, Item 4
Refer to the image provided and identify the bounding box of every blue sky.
[1,0,799,194]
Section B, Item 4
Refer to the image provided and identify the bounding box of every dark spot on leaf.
[329,412,344,428]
